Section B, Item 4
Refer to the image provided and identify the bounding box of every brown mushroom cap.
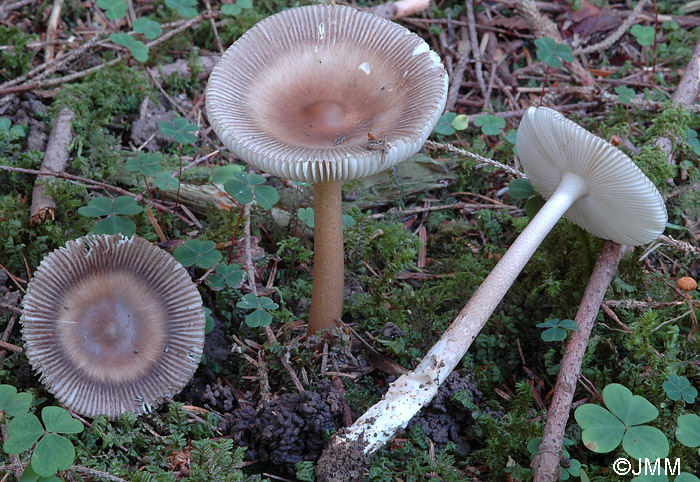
[20,234,205,418]
[206,4,448,183]
[677,276,698,292]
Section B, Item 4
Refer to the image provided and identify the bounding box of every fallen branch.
[532,241,630,481]
[29,107,74,226]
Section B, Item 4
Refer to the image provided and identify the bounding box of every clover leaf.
[432,112,469,136]
[126,152,162,176]
[165,0,198,18]
[631,24,655,46]
[0,384,32,417]
[508,179,536,199]
[224,172,279,210]
[207,263,245,291]
[133,18,162,40]
[615,86,636,106]
[236,293,278,328]
[174,239,222,269]
[535,37,575,68]
[97,0,127,20]
[473,114,506,136]
[158,117,198,145]
[575,383,669,460]
[536,318,578,342]
[663,374,698,403]
[221,0,253,16]
[211,164,245,184]
[109,33,149,62]
[683,129,700,156]
[154,171,179,190]
[78,196,143,236]
[298,207,314,229]
[4,407,83,478]
[676,413,700,453]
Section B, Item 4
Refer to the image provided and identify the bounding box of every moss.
[0,26,37,80]
[633,144,675,188]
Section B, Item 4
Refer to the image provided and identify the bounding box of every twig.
[445,31,471,112]
[30,107,74,225]
[44,0,64,63]
[466,0,487,103]
[367,200,520,219]
[532,241,630,482]
[0,0,35,21]
[72,466,129,482]
[204,0,224,53]
[573,0,650,55]
[424,139,525,178]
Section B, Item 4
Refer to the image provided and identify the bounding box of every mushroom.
[676,276,698,339]
[20,234,205,418]
[319,106,667,465]
[205,4,448,333]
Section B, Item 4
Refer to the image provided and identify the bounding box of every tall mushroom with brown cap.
[205,4,448,333]
[20,234,205,418]
[318,106,667,475]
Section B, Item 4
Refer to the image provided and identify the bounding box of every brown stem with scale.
[307,180,344,334]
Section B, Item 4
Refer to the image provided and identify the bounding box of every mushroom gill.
[20,234,205,418]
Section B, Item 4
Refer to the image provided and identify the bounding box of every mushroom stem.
[326,171,589,454]
[308,180,345,333]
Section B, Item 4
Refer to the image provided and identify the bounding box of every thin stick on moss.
[531,241,629,482]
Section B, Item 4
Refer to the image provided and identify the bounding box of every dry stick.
[0,0,35,20]
[73,466,129,482]
[515,0,595,87]
[465,0,488,104]
[0,12,217,96]
[573,0,650,55]
[531,241,630,482]
[424,139,526,178]
[44,0,64,63]
[445,31,471,112]
[204,0,224,53]
[29,107,74,226]
[242,204,305,393]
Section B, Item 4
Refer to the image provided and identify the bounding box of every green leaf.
[298,207,315,228]
[94,216,137,236]
[631,24,655,46]
[675,473,700,482]
[126,40,149,62]
[224,179,254,205]
[164,0,198,17]
[221,4,243,15]
[236,293,260,310]
[109,32,133,48]
[342,214,355,229]
[173,240,222,269]
[603,383,658,426]
[211,164,244,184]
[508,179,536,199]
[97,0,127,19]
[525,195,545,218]
[432,112,457,136]
[258,296,279,311]
[133,18,162,40]
[0,118,11,130]
[203,307,214,335]
[41,407,83,435]
[32,433,75,477]
[158,117,198,144]
[663,374,698,403]
[615,86,636,105]
[0,385,17,409]
[215,263,244,288]
[0,386,33,418]
[473,114,506,136]
[558,319,578,330]
[536,318,560,328]
[535,37,574,68]
[235,171,266,186]
[245,309,272,328]
[154,171,179,190]
[127,153,161,176]
[3,413,44,454]
[574,404,625,453]
[112,196,143,216]
[676,413,700,448]
[622,425,669,459]
[78,197,114,217]
[540,327,567,342]
[451,114,469,131]
[252,185,279,210]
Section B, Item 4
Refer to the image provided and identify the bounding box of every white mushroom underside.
[206,4,448,183]
[516,107,667,246]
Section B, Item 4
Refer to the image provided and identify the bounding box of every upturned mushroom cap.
[205,4,448,184]
[20,234,205,418]
[516,107,667,246]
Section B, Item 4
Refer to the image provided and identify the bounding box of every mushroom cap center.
[58,270,166,383]
[302,100,352,132]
